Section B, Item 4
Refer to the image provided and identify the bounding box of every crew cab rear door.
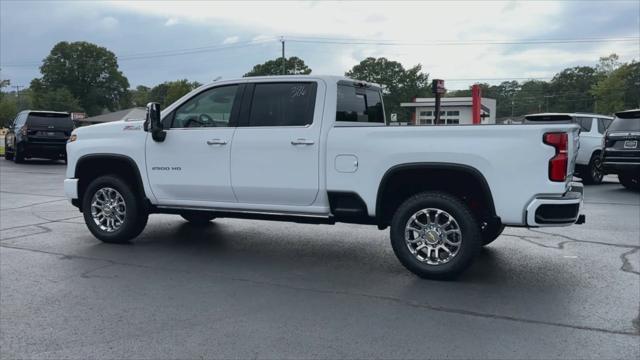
[230,80,324,206]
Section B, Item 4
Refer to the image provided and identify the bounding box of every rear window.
[575,117,593,132]
[336,84,385,123]
[26,112,74,129]
[609,118,640,132]
[248,82,317,127]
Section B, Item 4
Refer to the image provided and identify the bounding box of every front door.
[230,81,323,206]
[146,84,241,205]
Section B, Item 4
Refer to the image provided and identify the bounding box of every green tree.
[592,61,640,114]
[345,57,430,121]
[0,96,17,128]
[30,80,83,112]
[244,56,312,77]
[547,66,601,113]
[165,79,202,106]
[130,85,151,107]
[33,41,130,116]
[145,80,202,108]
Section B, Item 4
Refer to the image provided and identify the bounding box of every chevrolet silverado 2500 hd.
[64,76,584,279]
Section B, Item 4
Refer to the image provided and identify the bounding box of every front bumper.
[64,178,78,200]
[525,182,584,227]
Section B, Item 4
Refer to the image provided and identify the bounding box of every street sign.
[390,113,397,122]
[432,79,446,95]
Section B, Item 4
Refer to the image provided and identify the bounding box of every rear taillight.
[544,132,568,182]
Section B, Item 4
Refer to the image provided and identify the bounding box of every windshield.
[26,113,74,129]
[609,117,640,132]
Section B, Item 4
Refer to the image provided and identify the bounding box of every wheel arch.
[74,154,148,210]
[375,162,498,227]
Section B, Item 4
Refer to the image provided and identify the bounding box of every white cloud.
[222,35,239,44]
[164,17,179,26]
[98,16,119,30]
[100,1,639,88]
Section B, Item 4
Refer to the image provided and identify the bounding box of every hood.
[73,119,146,138]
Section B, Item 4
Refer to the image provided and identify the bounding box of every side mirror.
[145,102,166,142]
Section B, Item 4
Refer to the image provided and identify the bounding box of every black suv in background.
[602,109,640,190]
[4,110,74,163]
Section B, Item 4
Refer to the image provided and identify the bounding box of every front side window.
[172,85,238,128]
[248,82,317,127]
[336,84,385,123]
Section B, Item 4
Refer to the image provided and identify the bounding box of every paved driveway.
[1,159,639,359]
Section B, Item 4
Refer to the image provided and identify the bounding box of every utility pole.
[280,36,286,75]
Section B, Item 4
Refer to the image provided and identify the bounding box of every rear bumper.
[602,161,640,174]
[525,182,584,227]
[23,142,67,157]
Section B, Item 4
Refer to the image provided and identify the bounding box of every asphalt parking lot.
[1,159,638,359]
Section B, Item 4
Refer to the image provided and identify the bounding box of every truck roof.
[525,112,613,119]
[208,75,382,89]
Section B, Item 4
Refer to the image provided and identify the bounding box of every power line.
[286,36,640,46]
[0,38,279,67]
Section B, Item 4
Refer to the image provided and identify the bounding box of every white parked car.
[64,76,585,279]
[524,113,613,184]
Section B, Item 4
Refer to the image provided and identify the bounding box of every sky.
[1,0,639,91]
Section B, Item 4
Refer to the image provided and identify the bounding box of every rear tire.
[619,173,640,191]
[13,143,24,164]
[4,146,13,161]
[389,191,482,280]
[181,213,216,225]
[82,175,148,243]
[581,154,603,184]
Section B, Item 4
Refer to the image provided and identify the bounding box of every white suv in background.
[524,113,613,184]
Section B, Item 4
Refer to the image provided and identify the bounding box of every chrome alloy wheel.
[91,187,126,232]
[404,208,462,265]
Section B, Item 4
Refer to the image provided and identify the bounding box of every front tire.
[581,154,604,184]
[82,175,148,243]
[180,213,216,225]
[619,173,640,191]
[390,191,482,280]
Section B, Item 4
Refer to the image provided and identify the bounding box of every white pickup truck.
[64,75,585,279]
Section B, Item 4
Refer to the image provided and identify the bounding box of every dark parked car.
[601,109,640,190]
[4,110,74,163]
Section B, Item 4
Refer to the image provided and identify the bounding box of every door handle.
[206,139,227,145]
[291,138,315,145]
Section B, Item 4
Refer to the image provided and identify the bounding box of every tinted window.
[172,85,238,128]
[609,118,640,131]
[575,117,593,132]
[597,118,612,134]
[248,82,317,127]
[26,112,73,129]
[336,84,385,123]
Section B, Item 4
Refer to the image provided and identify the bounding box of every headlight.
[68,134,77,143]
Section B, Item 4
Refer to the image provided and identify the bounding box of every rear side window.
[248,82,317,127]
[26,112,73,129]
[575,117,593,132]
[336,84,385,123]
[597,118,612,134]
